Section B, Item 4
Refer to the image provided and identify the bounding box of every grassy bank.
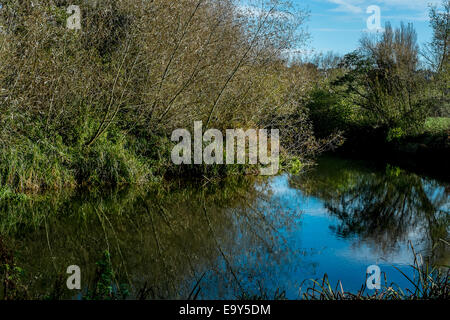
[424,117,450,135]
[328,116,450,179]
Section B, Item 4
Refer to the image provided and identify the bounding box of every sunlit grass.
[423,117,450,135]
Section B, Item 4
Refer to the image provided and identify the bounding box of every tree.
[423,0,450,117]
[333,23,428,140]
[424,0,450,73]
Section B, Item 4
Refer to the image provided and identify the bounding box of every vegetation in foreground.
[297,242,449,300]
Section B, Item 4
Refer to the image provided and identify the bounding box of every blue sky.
[297,0,439,54]
[241,0,440,55]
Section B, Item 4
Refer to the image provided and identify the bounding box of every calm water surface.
[1,155,449,299]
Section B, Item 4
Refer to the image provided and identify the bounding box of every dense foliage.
[305,1,449,145]
[0,0,329,192]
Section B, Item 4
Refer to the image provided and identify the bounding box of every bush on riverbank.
[0,0,336,193]
[304,1,449,151]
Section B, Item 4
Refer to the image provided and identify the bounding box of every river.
[1,155,448,299]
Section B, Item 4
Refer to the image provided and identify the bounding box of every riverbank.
[0,1,328,196]
[329,118,450,181]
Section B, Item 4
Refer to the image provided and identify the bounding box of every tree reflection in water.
[290,156,449,266]
[1,156,448,299]
[0,176,302,299]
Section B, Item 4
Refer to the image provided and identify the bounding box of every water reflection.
[0,177,302,299]
[0,156,449,299]
[290,157,449,266]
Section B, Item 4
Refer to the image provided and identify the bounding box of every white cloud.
[328,0,363,14]
[325,0,442,14]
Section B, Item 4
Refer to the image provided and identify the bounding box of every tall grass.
[299,241,449,300]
